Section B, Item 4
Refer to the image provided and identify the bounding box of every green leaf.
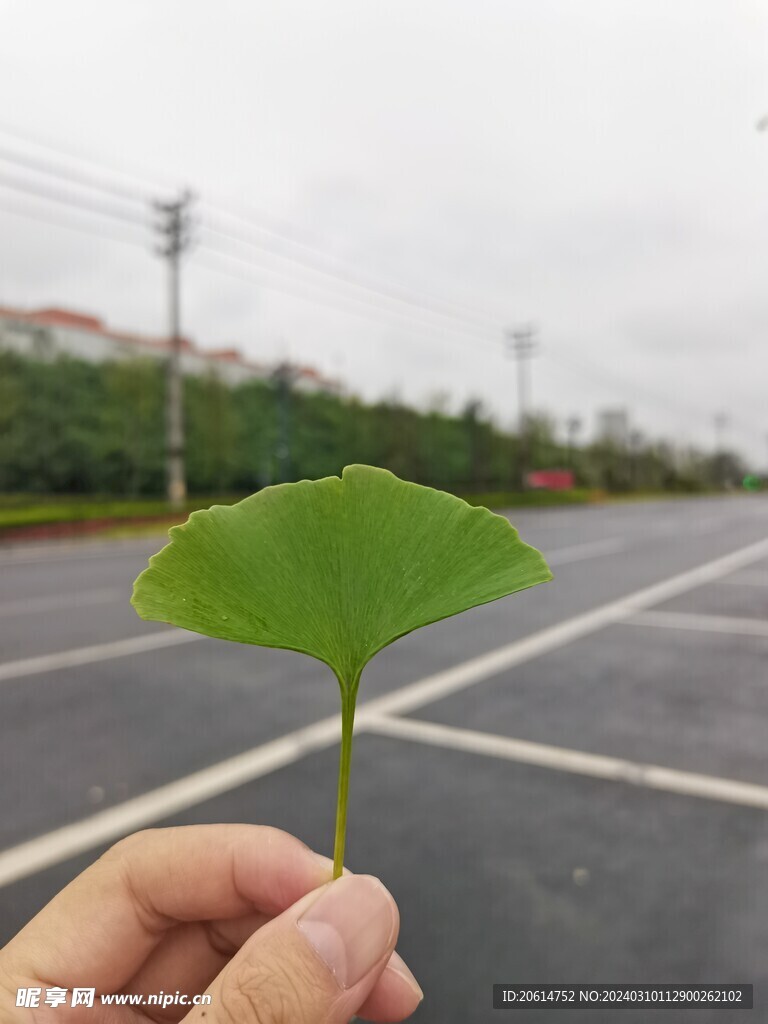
[132,464,552,686]
[131,464,552,876]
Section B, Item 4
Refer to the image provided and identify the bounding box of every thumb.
[185,875,401,1024]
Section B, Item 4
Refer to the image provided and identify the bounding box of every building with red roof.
[0,305,342,394]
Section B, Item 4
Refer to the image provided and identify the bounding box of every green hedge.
[0,495,239,531]
[0,350,744,501]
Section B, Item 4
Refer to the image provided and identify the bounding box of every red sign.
[526,469,574,491]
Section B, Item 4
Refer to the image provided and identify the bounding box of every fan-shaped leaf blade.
[132,464,552,685]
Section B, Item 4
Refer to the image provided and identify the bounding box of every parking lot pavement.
[405,623,768,784]
[1,496,768,1023]
[4,738,768,1023]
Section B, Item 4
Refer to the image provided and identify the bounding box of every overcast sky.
[1,0,767,461]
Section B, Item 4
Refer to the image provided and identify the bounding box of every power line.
[0,192,148,250]
[0,120,323,256]
[199,205,504,334]
[0,181,499,351]
[193,243,501,349]
[0,166,501,354]
[0,120,507,337]
[0,120,173,199]
[190,246,501,354]
[0,169,147,229]
[0,142,150,206]
[198,221,498,341]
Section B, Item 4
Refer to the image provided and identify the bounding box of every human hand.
[0,824,423,1023]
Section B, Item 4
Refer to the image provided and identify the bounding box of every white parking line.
[0,630,199,683]
[362,715,768,812]
[624,610,768,639]
[0,588,121,618]
[0,535,767,887]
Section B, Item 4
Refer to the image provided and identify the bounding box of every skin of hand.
[0,824,423,1024]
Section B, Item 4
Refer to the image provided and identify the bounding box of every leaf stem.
[333,677,359,879]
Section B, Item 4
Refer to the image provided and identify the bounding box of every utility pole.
[713,412,730,489]
[154,189,194,507]
[566,414,582,468]
[272,362,297,483]
[505,324,538,489]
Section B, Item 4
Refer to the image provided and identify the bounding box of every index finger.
[4,825,333,992]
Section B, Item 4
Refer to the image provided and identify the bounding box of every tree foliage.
[0,351,744,496]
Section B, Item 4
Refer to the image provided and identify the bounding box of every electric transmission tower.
[153,189,195,507]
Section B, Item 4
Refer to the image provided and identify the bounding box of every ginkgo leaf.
[131,464,552,876]
[132,464,552,687]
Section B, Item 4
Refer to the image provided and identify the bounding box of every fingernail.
[387,950,424,1002]
[298,874,397,989]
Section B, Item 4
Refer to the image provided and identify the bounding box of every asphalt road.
[2,495,768,1022]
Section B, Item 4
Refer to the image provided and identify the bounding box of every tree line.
[0,352,746,497]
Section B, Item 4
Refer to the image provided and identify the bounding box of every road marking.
[545,538,625,565]
[0,588,121,618]
[722,570,768,588]
[624,610,768,639]
[362,715,768,813]
[0,630,200,683]
[1,535,767,887]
